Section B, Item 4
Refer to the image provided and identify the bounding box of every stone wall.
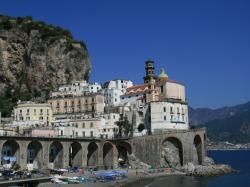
[0,128,206,169]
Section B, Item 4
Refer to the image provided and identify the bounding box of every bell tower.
[144,59,156,83]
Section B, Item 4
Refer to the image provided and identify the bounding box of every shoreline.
[90,171,186,187]
[38,170,185,187]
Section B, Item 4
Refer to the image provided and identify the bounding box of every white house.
[102,79,133,107]
[149,101,189,133]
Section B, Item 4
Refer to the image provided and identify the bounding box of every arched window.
[170,107,173,114]
[163,107,166,112]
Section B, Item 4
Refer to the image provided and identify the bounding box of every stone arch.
[87,142,98,167]
[49,141,63,169]
[161,137,183,167]
[103,142,114,169]
[2,140,20,166]
[27,141,43,169]
[116,141,132,167]
[194,135,202,165]
[69,141,82,168]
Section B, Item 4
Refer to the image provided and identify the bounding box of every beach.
[38,169,185,187]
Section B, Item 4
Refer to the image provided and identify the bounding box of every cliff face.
[0,15,91,116]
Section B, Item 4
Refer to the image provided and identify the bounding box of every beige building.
[13,101,53,127]
[48,93,104,115]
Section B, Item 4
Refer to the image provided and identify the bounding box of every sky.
[1,0,250,109]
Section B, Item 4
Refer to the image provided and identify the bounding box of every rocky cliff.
[0,15,91,116]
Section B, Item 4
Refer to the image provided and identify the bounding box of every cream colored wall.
[14,103,53,125]
[165,82,185,101]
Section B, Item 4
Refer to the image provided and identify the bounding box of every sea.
[146,150,250,187]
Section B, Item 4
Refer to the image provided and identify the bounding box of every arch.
[194,135,202,165]
[27,141,43,169]
[116,141,132,167]
[204,133,207,157]
[103,142,114,169]
[69,142,82,168]
[137,123,145,132]
[2,140,20,167]
[87,142,98,167]
[49,141,63,169]
[161,137,183,167]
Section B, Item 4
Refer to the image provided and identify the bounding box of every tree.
[115,116,133,137]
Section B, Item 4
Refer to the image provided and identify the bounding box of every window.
[90,122,93,128]
[164,116,166,121]
[82,123,85,128]
[90,131,93,137]
[75,132,78,137]
[113,115,115,119]
[82,131,85,137]
[161,85,163,93]
[170,107,173,114]
[163,107,166,112]
[76,123,78,128]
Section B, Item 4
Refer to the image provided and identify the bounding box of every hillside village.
[0,60,189,139]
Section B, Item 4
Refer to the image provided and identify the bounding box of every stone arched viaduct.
[0,128,206,169]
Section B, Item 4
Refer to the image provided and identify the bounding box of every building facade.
[13,101,53,127]
[48,94,104,116]
[52,80,102,97]
[103,79,133,107]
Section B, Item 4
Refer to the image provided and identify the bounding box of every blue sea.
[147,150,250,187]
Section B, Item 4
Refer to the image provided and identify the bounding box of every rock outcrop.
[0,15,91,116]
[161,138,182,168]
[178,157,233,176]
[128,154,151,170]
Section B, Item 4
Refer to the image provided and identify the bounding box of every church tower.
[144,59,156,83]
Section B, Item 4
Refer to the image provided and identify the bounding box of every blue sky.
[1,0,250,108]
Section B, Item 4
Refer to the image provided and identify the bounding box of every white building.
[103,79,133,107]
[52,80,102,97]
[54,115,119,139]
[149,101,188,133]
